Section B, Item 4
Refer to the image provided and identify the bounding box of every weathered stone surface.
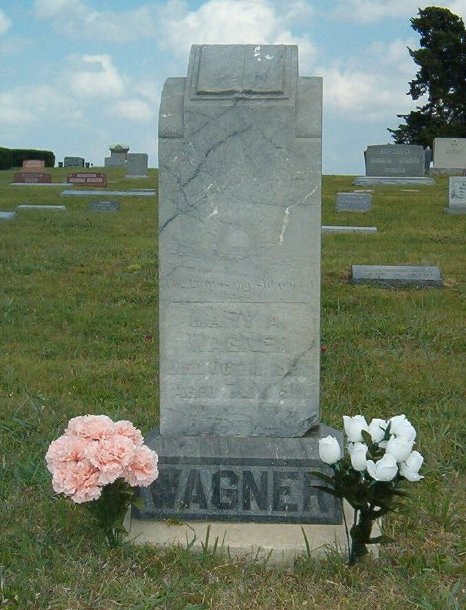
[364,144,425,177]
[353,176,434,186]
[351,265,442,287]
[61,189,155,196]
[134,426,342,524]
[336,192,372,212]
[322,225,377,233]
[89,200,120,211]
[433,138,466,169]
[158,44,322,437]
[126,153,148,177]
[445,176,466,214]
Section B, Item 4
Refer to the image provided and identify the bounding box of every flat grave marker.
[89,200,120,212]
[322,225,377,234]
[16,204,66,211]
[351,265,443,288]
[0,211,16,220]
[336,192,372,212]
[61,189,155,197]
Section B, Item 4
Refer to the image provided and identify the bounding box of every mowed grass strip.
[1,169,465,609]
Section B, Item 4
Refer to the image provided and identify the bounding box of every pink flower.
[65,415,115,440]
[124,445,159,487]
[52,461,101,503]
[45,435,87,474]
[114,420,144,446]
[85,435,136,485]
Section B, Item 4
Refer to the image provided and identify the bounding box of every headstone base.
[126,501,379,565]
[444,206,466,214]
[134,426,343,526]
[431,168,465,175]
[353,176,434,186]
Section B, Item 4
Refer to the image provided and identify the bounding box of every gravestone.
[336,192,372,212]
[0,211,16,220]
[16,205,66,211]
[131,45,346,559]
[61,189,155,197]
[13,172,51,184]
[433,138,466,171]
[445,176,466,214]
[351,265,443,288]
[67,172,107,187]
[126,153,148,177]
[58,162,63,168]
[104,144,129,167]
[22,160,45,172]
[64,157,85,167]
[354,145,434,185]
[89,200,120,212]
[322,225,377,233]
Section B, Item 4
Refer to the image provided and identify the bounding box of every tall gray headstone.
[126,153,148,177]
[364,145,425,177]
[159,44,322,438]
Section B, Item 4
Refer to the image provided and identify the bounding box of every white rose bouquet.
[314,414,424,564]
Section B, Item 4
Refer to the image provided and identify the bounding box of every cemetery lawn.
[1,168,465,609]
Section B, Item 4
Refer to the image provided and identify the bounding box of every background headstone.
[126,153,148,177]
[22,160,45,172]
[424,146,432,173]
[364,144,425,177]
[64,157,85,167]
[433,138,466,170]
[67,172,107,187]
[336,192,372,212]
[445,176,466,214]
[13,172,51,184]
[104,144,129,167]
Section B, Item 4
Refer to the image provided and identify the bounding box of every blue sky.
[1,0,465,174]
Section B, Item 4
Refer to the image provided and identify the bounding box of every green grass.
[1,169,465,609]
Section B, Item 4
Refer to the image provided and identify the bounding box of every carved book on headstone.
[158,44,322,438]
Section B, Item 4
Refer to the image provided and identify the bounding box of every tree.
[389,6,466,147]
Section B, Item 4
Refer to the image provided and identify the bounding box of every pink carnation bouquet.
[46,415,158,548]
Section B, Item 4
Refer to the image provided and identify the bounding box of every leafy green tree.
[389,6,466,147]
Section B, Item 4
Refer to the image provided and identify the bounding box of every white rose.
[349,442,368,471]
[400,451,424,482]
[318,435,342,465]
[343,415,368,443]
[366,454,398,481]
[368,418,388,443]
[385,436,415,462]
[389,414,416,442]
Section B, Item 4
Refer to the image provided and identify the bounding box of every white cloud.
[0,84,83,126]
[110,99,154,123]
[34,0,157,42]
[0,9,12,36]
[67,54,126,98]
[332,1,466,23]
[156,0,316,67]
